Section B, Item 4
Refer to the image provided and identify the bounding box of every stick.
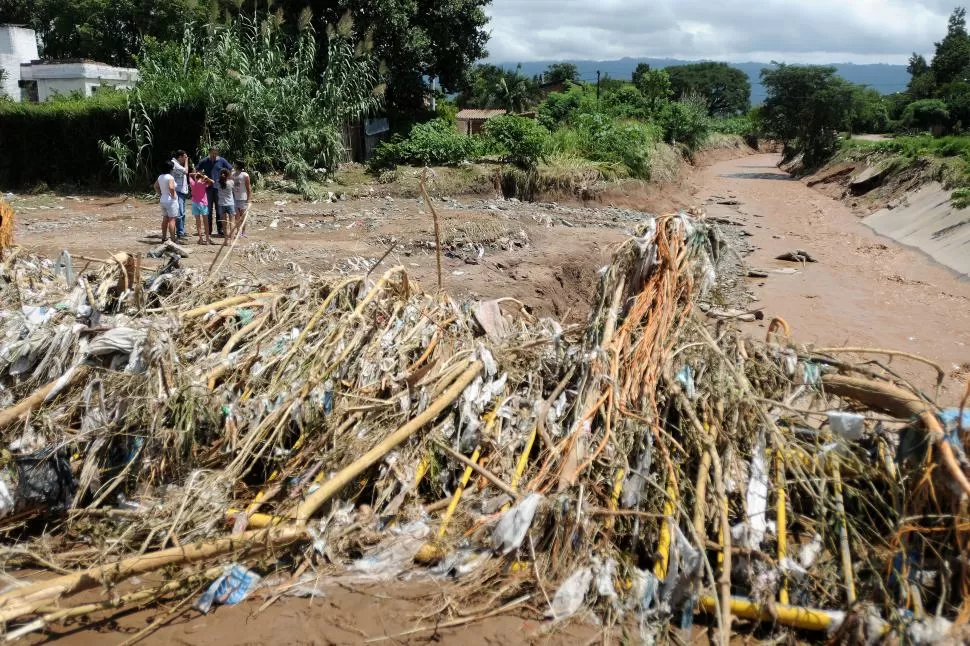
[293,361,482,521]
[419,169,443,292]
[822,374,970,499]
[0,524,305,624]
[816,347,945,385]
[0,365,89,430]
[435,441,518,497]
[181,293,274,320]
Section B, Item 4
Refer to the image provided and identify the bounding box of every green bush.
[901,99,950,133]
[710,115,755,136]
[537,86,598,129]
[0,92,203,188]
[369,119,482,169]
[549,113,658,179]
[483,115,549,169]
[658,97,711,153]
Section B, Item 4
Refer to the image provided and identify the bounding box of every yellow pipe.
[438,447,480,539]
[605,468,625,531]
[226,507,281,529]
[511,427,537,491]
[698,595,835,632]
[413,454,431,488]
[654,472,677,579]
[776,452,789,605]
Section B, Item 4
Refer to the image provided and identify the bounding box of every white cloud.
[485,0,951,63]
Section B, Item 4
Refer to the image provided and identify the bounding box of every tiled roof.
[456,109,507,120]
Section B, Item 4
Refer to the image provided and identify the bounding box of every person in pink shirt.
[190,171,214,245]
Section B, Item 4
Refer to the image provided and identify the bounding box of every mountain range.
[494,58,910,104]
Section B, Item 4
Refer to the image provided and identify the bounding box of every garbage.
[0,212,965,644]
[193,564,262,613]
[775,249,818,262]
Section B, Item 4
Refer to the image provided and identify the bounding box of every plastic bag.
[547,566,593,620]
[492,493,543,555]
[194,564,261,614]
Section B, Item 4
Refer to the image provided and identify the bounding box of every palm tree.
[493,66,537,113]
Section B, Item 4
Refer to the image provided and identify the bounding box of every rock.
[849,163,892,194]
[747,269,769,278]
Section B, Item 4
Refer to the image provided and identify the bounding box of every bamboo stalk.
[776,451,790,605]
[711,447,732,646]
[0,365,89,430]
[435,441,517,497]
[831,456,856,604]
[182,293,274,320]
[293,361,482,522]
[0,524,305,624]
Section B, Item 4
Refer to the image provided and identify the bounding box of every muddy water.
[698,153,970,399]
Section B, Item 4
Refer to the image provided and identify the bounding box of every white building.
[0,24,39,101]
[20,60,139,102]
[0,24,138,102]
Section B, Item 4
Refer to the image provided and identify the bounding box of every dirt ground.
[698,153,970,398]
[8,150,970,643]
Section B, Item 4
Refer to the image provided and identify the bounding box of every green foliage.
[710,115,755,136]
[483,115,549,169]
[435,99,460,125]
[548,113,659,179]
[665,62,751,116]
[27,0,207,66]
[760,64,855,167]
[128,13,383,187]
[458,63,539,112]
[543,63,579,83]
[537,85,597,129]
[850,86,891,133]
[951,186,970,209]
[931,8,970,87]
[0,91,203,187]
[14,0,488,115]
[902,99,951,132]
[602,85,649,120]
[368,119,481,169]
[657,95,712,153]
[634,68,673,114]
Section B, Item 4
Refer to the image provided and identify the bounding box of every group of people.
[155,146,252,245]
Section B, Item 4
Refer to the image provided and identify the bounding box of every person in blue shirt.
[196,146,232,237]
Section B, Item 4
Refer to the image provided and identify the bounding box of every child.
[155,161,178,243]
[217,168,236,243]
[190,171,214,245]
[232,161,252,238]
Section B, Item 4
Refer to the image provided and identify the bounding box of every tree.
[665,62,750,116]
[930,8,970,86]
[458,64,539,112]
[16,0,490,115]
[27,0,206,66]
[632,67,672,113]
[543,63,579,84]
[631,62,651,87]
[902,99,951,132]
[849,86,890,133]
[759,64,854,167]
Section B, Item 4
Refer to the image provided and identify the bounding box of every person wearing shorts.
[232,161,252,237]
[155,161,178,242]
[217,168,236,243]
[190,172,214,244]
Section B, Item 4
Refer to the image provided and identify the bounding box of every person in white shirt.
[232,161,252,238]
[170,150,190,241]
[217,168,236,244]
[155,161,178,243]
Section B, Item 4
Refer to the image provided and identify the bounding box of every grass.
[838,134,970,207]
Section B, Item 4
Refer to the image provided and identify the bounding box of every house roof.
[456,109,507,121]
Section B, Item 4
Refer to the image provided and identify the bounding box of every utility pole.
[596,70,601,102]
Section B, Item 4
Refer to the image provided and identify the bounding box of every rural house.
[455,108,506,135]
[1,24,138,102]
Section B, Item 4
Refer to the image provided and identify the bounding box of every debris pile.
[0,212,966,643]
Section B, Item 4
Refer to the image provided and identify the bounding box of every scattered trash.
[193,564,262,613]
[0,212,962,644]
[775,249,818,263]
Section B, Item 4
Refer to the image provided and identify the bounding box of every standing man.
[196,146,232,237]
[170,150,190,242]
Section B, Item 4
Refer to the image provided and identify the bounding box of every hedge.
[0,93,205,189]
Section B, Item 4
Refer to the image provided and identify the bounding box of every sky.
[485,0,958,64]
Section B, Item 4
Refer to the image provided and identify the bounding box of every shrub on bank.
[0,92,203,188]
[368,119,484,169]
